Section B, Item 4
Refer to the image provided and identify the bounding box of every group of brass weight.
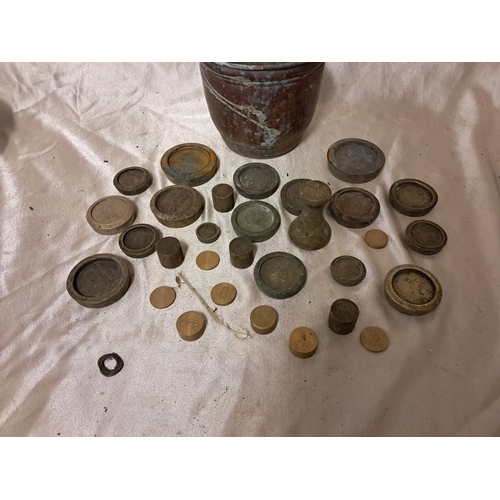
[66,138,447,372]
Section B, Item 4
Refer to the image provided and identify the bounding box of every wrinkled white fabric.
[1,62,499,436]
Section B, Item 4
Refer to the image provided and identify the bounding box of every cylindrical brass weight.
[229,236,254,269]
[156,237,184,269]
[212,183,235,212]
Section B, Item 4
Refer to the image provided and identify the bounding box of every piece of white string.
[177,272,250,340]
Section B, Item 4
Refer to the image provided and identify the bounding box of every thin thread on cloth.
[177,272,250,340]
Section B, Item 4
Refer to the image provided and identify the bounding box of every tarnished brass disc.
[211,283,237,306]
[86,196,137,235]
[113,167,152,196]
[384,264,442,316]
[364,229,388,249]
[289,327,318,358]
[176,311,206,341]
[233,162,280,200]
[150,185,204,228]
[280,178,311,216]
[327,138,385,183]
[149,286,176,309]
[196,250,220,270]
[250,305,278,334]
[389,178,438,217]
[360,327,389,353]
[161,143,218,187]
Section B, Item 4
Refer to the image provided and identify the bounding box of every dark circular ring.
[119,223,161,258]
[404,220,448,255]
[231,201,281,242]
[389,178,438,217]
[329,187,380,228]
[113,167,152,196]
[254,251,307,299]
[196,222,221,244]
[330,255,366,286]
[97,353,124,377]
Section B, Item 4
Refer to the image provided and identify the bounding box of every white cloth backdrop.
[1,62,499,436]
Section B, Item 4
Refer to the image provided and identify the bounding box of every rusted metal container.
[200,63,325,159]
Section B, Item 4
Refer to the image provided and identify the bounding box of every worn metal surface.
[254,251,307,299]
[200,62,324,159]
[66,253,132,308]
[211,183,235,212]
[211,283,237,306]
[250,305,278,334]
[150,185,204,228]
[161,143,218,187]
[330,255,366,287]
[155,236,184,269]
[404,220,448,255]
[231,201,280,242]
[196,250,220,270]
[327,138,385,183]
[86,195,137,235]
[329,187,380,228]
[384,264,443,316]
[364,229,389,249]
[280,178,312,216]
[119,223,161,258]
[149,286,176,309]
[328,298,359,335]
[289,327,318,358]
[360,327,389,353]
[113,167,152,196]
[229,236,254,269]
[233,162,280,200]
[195,222,221,244]
[176,311,206,341]
[389,178,438,216]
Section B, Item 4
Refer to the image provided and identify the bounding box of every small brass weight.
[289,180,332,250]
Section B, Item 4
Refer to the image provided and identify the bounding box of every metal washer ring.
[97,353,124,377]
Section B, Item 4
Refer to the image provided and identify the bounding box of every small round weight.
[404,220,447,255]
[66,253,132,308]
[86,196,137,235]
[161,143,218,187]
[233,162,280,200]
[229,236,254,269]
[289,327,318,358]
[176,311,206,341]
[280,178,312,216]
[156,237,184,269]
[113,167,152,196]
[328,298,359,335]
[196,222,221,244]
[119,224,161,258]
[250,305,278,334]
[360,327,389,353]
[212,183,235,212]
[329,187,380,228]
[231,201,280,242]
[97,353,124,377]
[254,252,307,299]
[150,185,204,228]
[389,178,438,217]
[384,264,442,316]
[327,138,385,183]
[364,229,389,249]
[330,256,366,286]
[196,250,220,270]
[149,286,176,309]
[211,283,237,306]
